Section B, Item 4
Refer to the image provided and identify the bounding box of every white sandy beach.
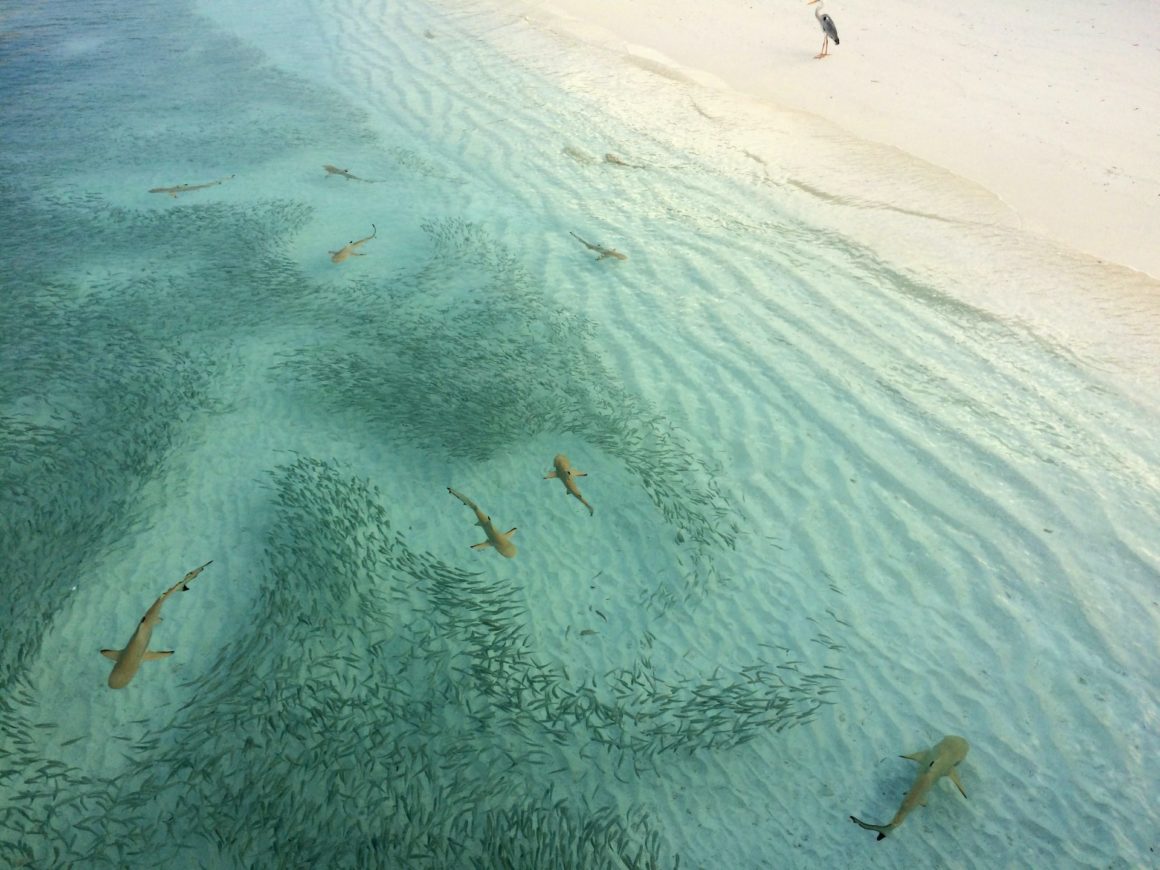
[504,0,1160,279]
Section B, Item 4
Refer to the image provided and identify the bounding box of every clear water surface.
[1,0,1157,867]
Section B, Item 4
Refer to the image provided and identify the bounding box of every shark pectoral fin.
[99,649,122,661]
[900,752,926,763]
[143,650,175,661]
[471,541,493,550]
[950,768,967,798]
[545,472,558,479]
[575,471,587,477]
[506,528,517,537]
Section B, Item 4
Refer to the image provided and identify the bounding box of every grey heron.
[808,0,839,59]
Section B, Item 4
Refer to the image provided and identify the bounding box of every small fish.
[850,735,969,840]
[570,231,627,261]
[99,561,212,689]
[447,488,517,558]
[329,224,377,263]
[148,175,234,198]
[544,453,593,515]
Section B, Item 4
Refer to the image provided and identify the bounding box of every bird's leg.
[815,36,828,59]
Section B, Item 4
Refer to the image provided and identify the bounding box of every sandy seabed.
[1,0,1158,867]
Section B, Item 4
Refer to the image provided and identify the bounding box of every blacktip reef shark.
[570,231,627,261]
[447,488,517,558]
[323,164,362,181]
[329,224,377,263]
[322,164,383,183]
[100,561,212,689]
[544,454,593,515]
[850,735,969,840]
[603,153,644,168]
[148,174,235,198]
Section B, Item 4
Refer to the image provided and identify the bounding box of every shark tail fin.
[447,487,473,508]
[850,816,892,840]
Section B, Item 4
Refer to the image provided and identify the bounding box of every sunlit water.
[2,0,1158,867]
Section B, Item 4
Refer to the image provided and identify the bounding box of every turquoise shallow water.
[2,0,1158,867]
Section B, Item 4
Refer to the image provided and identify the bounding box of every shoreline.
[430,0,1160,402]
[505,0,1160,279]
